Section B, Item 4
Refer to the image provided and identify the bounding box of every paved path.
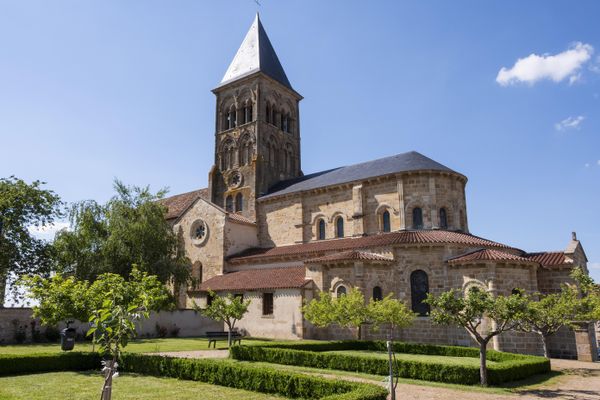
[149,351,600,400]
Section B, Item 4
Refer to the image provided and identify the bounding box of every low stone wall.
[0,308,223,345]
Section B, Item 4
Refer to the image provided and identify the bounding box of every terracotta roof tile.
[160,188,208,221]
[448,249,531,264]
[305,250,393,264]
[227,213,256,226]
[229,230,513,264]
[526,252,570,267]
[197,266,309,292]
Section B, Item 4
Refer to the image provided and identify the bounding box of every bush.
[0,352,100,377]
[230,340,550,385]
[120,353,387,400]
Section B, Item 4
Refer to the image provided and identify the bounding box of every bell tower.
[209,14,303,221]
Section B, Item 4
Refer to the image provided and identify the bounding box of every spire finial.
[572,231,577,241]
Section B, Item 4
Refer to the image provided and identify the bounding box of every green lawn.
[0,371,283,400]
[325,350,498,367]
[0,337,281,355]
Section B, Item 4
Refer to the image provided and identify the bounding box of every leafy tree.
[20,274,92,326]
[52,180,190,289]
[369,294,415,338]
[86,269,171,400]
[0,176,62,303]
[426,288,527,386]
[195,291,250,347]
[516,289,579,358]
[303,288,372,340]
[570,267,600,321]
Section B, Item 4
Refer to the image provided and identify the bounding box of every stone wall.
[0,308,222,345]
[257,171,468,247]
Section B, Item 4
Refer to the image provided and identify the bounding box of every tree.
[303,288,372,340]
[516,289,579,358]
[570,267,600,321]
[86,269,171,400]
[52,180,190,288]
[426,288,527,386]
[368,293,415,400]
[195,291,250,348]
[20,274,92,326]
[369,294,415,339]
[0,176,62,303]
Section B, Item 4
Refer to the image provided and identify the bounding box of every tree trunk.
[357,324,362,340]
[479,342,488,386]
[101,357,117,400]
[0,272,7,308]
[541,334,549,359]
[227,322,232,348]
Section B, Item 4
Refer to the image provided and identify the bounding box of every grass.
[0,371,284,400]
[0,337,282,355]
[325,350,499,367]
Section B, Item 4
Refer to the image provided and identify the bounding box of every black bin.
[60,328,76,351]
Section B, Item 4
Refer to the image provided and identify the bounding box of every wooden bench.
[206,331,243,348]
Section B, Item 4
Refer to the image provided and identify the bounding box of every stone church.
[161,15,597,359]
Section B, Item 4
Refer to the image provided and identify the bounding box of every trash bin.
[60,327,76,351]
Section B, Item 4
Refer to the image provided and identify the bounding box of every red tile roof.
[229,230,513,264]
[526,252,570,267]
[197,266,310,292]
[160,188,208,220]
[448,248,532,264]
[305,250,393,264]
[227,212,256,226]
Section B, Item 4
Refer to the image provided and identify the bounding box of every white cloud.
[27,221,70,240]
[496,42,594,86]
[598,160,600,166]
[555,115,585,131]
[585,163,591,168]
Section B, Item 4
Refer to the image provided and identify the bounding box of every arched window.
[382,210,391,233]
[243,104,253,124]
[235,193,243,212]
[266,104,271,124]
[410,270,430,316]
[412,207,423,229]
[335,216,344,238]
[227,108,236,129]
[439,208,448,229]
[372,286,383,301]
[317,219,326,240]
[225,195,233,212]
[336,285,347,297]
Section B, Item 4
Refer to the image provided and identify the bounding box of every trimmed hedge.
[0,351,387,400]
[0,352,100,377]
[230,341,551,385]
[120,353,387,400]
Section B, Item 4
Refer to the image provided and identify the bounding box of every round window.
[190,219,209,246]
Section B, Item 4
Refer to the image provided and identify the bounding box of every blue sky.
[1,1,599,280]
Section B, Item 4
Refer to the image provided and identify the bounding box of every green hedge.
[0,351,387,400]
[120,353,387,400]
[230,341,551,385]
[0,352,100,377]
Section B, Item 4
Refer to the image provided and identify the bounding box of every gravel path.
[149,351,600,400]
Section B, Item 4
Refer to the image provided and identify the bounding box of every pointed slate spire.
[220,14,293,90]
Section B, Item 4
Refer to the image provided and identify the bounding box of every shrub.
[120,353,387,400]
[230,340,550,385]
[0,352,100,377]
[44,326,61,342]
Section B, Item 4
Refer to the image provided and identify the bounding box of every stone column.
[397,179,406,230]
[351,184,365,237]
[573,322,599,362]
[429,176,438,229]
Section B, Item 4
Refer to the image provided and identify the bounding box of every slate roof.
[218,14,293,91]
[526,252,570,267]
[160,188,208,221]
[305,250,393,264]
[227,213,256,226]
[447,249,532,264]
[197,266,309,292]
[229,230,513,264]
[262,151,461,199]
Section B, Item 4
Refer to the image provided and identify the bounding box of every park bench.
[206,331,243,348]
